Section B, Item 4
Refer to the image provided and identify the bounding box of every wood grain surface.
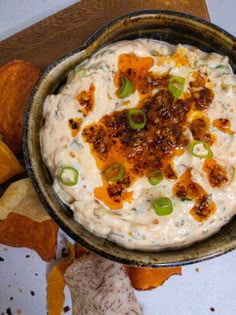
[0,0,210,70]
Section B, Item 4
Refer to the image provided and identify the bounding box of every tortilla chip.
[125,265,182,290]
[0,212,58,261]
[0,139,25,184]
[0,178,50,222]
[0,60,40,154]
[46,243,74,315]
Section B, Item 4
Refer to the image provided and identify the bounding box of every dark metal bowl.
[23,10,236,267]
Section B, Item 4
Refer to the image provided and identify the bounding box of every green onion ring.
[148,170,163,185]
[168,76,185,98]
[188,140,213,159]
[128,109,146,130]
[104,163,126,182]
[59,166,79,186]
[119,76,134,98]
[152,197,173,216]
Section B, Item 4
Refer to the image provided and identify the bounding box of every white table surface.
[0,1,236,315]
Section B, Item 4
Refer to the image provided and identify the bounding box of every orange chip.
[125,265,182,290]
[0,212,58,261]
[74,243,181,291]
[46,243,74,315]
[0,139,25,184]
[74,242,89,258]
[0,60,40,154]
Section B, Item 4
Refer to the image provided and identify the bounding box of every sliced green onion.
[104,163,126,182]
[149,50,159,56]
[208,193,213,203]
[70,139,84,150]
[188,140,213,159]
[180,198,192,201]
[119,76,134,98]
[215,65,230,75]
[168,76,185,98]
[148,170,163,185]
[128,109,146,130]
[215,65,230,74]
[75,68,87,78]
[152,197,173,216]
[59,166,79,186]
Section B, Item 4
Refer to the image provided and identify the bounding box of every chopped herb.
[109,232,124,238]
[215,64,230,74]
[180,198,192,201]
[149,50,159,56]
[71,139,84,150]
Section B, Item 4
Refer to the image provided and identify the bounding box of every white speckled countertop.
[0,1,236,314]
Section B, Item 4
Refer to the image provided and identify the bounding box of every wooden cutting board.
[0,0,209,70]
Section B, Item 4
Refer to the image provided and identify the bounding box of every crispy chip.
[0,60,40,153]
[74,242,89,258]
[74,243,181,291]
[65,253,143,315]
[46,243,74,315]
[0,212,58,261]
[0,178,50,222]
[0,139,24,184]
[125,265,182,290]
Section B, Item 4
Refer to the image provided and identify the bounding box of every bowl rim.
[84,9,236,48]
[23,9,236,267]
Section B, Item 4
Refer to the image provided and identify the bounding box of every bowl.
[23,10,236,267]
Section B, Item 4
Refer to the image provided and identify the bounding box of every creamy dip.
[41,39,236,250]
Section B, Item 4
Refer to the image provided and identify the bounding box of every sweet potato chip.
[74,242,89,258]
[0,139,25,184]
[0,60,40,153]
[125,265,182,290]
[46,243,74,315]
[0,212,58,261]
[75,243,181,291]
[0,178,50,222]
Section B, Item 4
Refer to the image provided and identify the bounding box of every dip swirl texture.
[41,39,236,250]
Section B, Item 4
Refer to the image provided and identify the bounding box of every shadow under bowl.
[23,10,236,267]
